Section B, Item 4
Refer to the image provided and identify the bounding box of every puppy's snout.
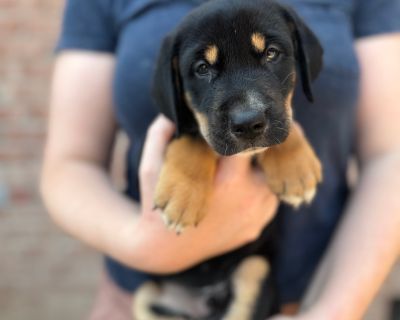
[230,109,267,139]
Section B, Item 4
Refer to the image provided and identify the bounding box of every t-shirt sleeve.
[353,0,400,39]
[56,0,116,53]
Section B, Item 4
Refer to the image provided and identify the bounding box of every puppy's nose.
[230,110,267,139]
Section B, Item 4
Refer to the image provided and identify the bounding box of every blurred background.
[0,1,399,320]
[0,1,101,320]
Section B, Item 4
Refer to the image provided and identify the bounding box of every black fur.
[149,1,323,318]
[152,0,323,151]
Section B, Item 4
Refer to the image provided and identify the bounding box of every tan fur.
[133,282,184,320]
[257,123,322,207]
[205,45,219,65]
[285,89,294,120]
[193,112,209,140]
[185,92,210,142]
[155,136,218,232]
[133,257,269,320]
[251,32,266,52]
[223,256,270,320]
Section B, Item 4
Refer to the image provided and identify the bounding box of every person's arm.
[271,33,400,320]
[41,51,278,274]
[41,51,141,266]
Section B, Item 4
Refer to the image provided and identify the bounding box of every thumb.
[139,115,175,205]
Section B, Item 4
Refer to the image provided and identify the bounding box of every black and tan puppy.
[134,0,323,319]
[153,0,322,233]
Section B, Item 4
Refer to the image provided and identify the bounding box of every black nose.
[230,110,267,139]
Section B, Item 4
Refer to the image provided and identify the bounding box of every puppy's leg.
[222,256,270,320]
[257,123,322,207]
[133,282,184,320]
[154,135,217,233]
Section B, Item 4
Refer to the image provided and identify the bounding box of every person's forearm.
[40,158,224,274]
[302,153,400,320]
[40,159,191,273]
[40,159,147,266]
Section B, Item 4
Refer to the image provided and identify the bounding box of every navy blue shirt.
[57,0,400,303]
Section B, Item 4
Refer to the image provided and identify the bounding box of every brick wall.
[0,1,100,319]
[0,1,58,206]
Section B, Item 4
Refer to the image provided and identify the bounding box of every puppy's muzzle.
[230,109,268,140]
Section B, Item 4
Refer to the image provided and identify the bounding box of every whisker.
[281,71,295,85]
[274,126,288,133]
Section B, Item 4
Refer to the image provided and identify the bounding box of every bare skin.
[41,52,278,275]
[88,272,133,320]
[270,33,400,320]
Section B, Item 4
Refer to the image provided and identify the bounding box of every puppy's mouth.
[237,146,269,156]
[210,139,277,156]
[197,113,290,156]
[202,128,288,156]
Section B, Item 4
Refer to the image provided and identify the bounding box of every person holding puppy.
[41,0,400,319]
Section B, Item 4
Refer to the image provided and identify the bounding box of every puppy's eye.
[266,46,281,62]
[194,61,210,77]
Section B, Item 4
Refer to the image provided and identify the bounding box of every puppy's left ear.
[152,32,195,136]
[281,5,323,102]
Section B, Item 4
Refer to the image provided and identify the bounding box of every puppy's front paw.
[258,127,322,208]
[153,136,217,234]
[279,152,321,207]
[154,172,211,234]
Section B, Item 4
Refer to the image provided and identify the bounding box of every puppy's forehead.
[202,32,267,65]
[180,5,291,63]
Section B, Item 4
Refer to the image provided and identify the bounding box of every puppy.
[152,0,322,233]
[134,0,323,319]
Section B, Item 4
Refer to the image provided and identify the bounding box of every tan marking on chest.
[205,45,219,65]
[251,33,266,52]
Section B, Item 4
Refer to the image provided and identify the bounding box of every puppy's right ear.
[152,33,194,137]
[281,5,323,103]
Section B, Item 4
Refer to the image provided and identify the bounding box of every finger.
[292,121,304,135]
[139,115,175,198]
[143,115,175,167]
[250,196,279,232]
[250,163,269,185]
[216,154,252,179]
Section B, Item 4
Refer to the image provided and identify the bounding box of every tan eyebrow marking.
[251,32,266,52]
[205,45,219,65]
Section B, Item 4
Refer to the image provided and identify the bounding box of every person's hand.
[135,115,278,272]
[268,309,326,320]
[269,316,303,320]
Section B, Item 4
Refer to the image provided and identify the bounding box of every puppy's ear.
[282,5,323,102]
[152,33,195,136]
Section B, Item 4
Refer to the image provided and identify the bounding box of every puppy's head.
[152,0,323,155]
